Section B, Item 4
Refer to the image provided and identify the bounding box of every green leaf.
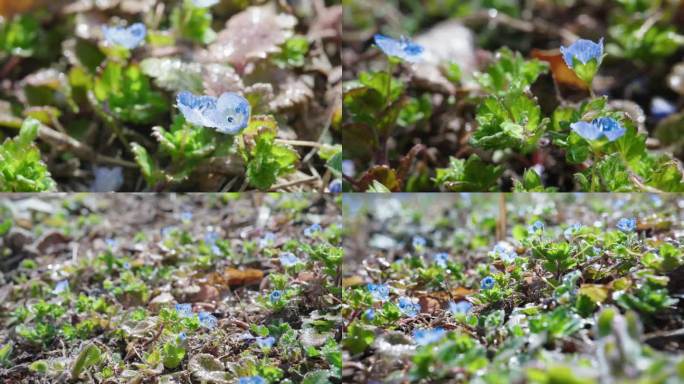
[0,118,56,192]
[161,340,186,369]
[301,370,333,384]
[70,343,101,380]
[434,155,503,192]
[273,36,310,68]
[140,58,203,93]
[171,1,217,44]
[0,14,41,57]
[475,48,548,95]
[342,322,375,355]
[131,142,163,187]
[472,92,548,153]
[244,125,299,191]
[398,95,432,127]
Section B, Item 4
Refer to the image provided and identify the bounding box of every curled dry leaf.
[188,354,229,384]
[204,5,297,71]
[202,64,245,97]
[140,58,204,93]
[0,0,44,18]
[531,48,589,92]
[269,75,315,112]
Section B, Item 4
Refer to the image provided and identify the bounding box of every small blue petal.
[304,223,322,237]
[270,290,283,303]
[259,232,276,248]
[560,38,604,68]
[176,91,250,134]
[175,303,193,318]
[398,297,420,317]
[363,308,375,321]
[617,217,636,232]
[449,300,473,315]
[593,117,625,142]
[412,328,446,346]
[571,121,603,141]
[255,336,276,348]
[279,252,300,267]
[432,253,449,268]
[480,276,495,290]
[374,34,424,63]
[367,283,390,302]
[198,311,218,329]
[103,23,147,49]
[53,280,69,294]
[412,236,426,248]
[528,221,544,234]
[329,179,342,193]
[238,377,266,384]
[178,332,187,342]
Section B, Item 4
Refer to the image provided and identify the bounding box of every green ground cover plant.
[0,194,342,383]
[342,194,684,383]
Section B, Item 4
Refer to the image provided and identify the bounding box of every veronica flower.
[617,217,636,232]
[571,117,626,142]
[105,238,118,249]
[560,38,604,84]
[342,160,355,177]
[367,283,390,302]
[480,276,495,290]
[564,223,583,239]
[651,97,676,120]
[328,179,342,193]
[239,377,266,384]
[449,300,473,315]
[176,91,251,135]
[412,328,446,346]
[180,210,193,222]
[279,252,300,267]
[204,231,221,255]
[398,297,420,317]
[178,332,187,342]
[175,303,193,318]
[102,23,147,49]
[198,311,218,330]
[363,308,375,321]
[561,38,604,69]
[259,232,276,248]
[432,253,449,268]
[91,166,123,192]
[528,220,544,234]
[374,34,424,63]
[304,223,322,237]
[412,236,426,249]
[191,0,220,7]
[255,336,276,349]
[491,242,517,263]
[270,290,283,303]
[53,280,69,294]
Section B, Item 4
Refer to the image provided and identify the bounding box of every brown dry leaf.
[308,5,342,40]
[0,0,43,18]
[188,284,220,303]
[224,267,264,287]
[205,5,297,70]
[269,75,314,112]
[342,276,364,287]
[531,48,588,91]
[202,64,244,97]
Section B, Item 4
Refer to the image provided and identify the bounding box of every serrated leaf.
[140,58,203,92]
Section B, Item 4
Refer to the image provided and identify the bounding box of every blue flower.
[528,220,544,234]
[91,166,123,192]
[412,236,426,249]
[238,377,266,384]
[270,290,283,303]
[180,210,193,222]
[191,0,220,7]
[204,231,221,255]
[617,217,636,232]
[398,297,420,317]
[363,308,375,321]
[178,332,187,342]
[448,300,473,315]
[198,311,218,329]
[176,91,251,135]
[491,242,516,263]
[175,303,193,318]
[571,117,626,142]
[374,34,424,63]
[560,38,604,69]
[342,160,355,177]
[651,97,676,120]
[367,283,390,302]
[432,253,449,268]
[259,232,276,248]
[103,23,147,49]
[480,276,495,290]
[564,223,583,239]
[329,179,342,193]
[279,252,300,267]
[412,328,446,346]
[304,223,322,237]
[255,336,275,349]
[105,238,118,248]
[53,280,69,294]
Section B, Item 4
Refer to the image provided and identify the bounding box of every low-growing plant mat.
[0,193,342,383]
[342,193,684,383]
